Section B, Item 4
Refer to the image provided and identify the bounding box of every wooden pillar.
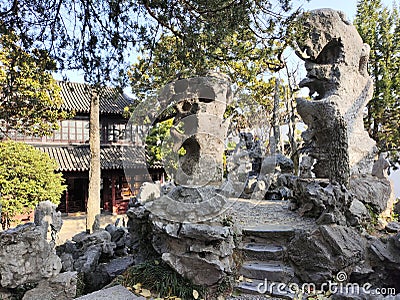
[65,189,69,214]
[111,176,117,215]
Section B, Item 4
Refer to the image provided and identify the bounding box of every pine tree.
[355,0,400,167]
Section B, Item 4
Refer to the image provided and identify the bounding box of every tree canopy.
[0,141,66,228]
[0,0,301,85]
[355,0,400,167]
[0,31,68,138]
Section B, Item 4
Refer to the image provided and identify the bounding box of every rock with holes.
[295,9,377,182]
[158,73,232,187]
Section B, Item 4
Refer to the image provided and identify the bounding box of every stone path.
[222,198,316,230]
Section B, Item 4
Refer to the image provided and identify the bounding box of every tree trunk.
[86,85,101,233]
[272,80,281,154]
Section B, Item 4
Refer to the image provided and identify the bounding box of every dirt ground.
[56,213,128,245]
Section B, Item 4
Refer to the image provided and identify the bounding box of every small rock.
[386,222,400,233]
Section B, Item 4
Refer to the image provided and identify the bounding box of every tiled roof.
[58,81,132,114]
[36,145,149,172]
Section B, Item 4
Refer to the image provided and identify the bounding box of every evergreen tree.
[355,0,400,167]
[0,141,66,229]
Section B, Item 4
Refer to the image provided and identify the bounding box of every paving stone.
[75,285,144,300]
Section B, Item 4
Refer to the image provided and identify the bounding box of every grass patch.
[113,259,207,299]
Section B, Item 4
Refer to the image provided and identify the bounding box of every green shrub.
[0,141,66,228]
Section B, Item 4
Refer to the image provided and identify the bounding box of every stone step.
[241,243,285,261]
[235,278,295,299]
[242,225,296,244]
[240,261,294,283]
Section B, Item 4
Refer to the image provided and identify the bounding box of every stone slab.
[75,285,144,300]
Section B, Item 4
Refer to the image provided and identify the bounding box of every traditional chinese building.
[10,81,164,215]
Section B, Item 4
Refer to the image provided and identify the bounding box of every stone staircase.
[235,225,297,299]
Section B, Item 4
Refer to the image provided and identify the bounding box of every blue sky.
[299,0,395,20]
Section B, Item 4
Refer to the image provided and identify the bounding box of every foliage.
[355,0,400,167]
[0,31,68,137]
[128,33,291,134]
[1,0,301,86]
[145,118,174,166]
[0,141,66,228]
[113,259,206,299]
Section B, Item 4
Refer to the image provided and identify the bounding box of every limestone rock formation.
[127,205,236,286]
[0,223,62,288]
[295,9,377,182]
[158,73,232,187]
[287,225,366,283]
[22,272,77,300]
[34,200,63,246]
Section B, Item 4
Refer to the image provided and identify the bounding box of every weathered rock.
[0,288,13,300]
[372,154,391,179]
[368,235,400,290]
[290,178,349,224]
[0,223,62,288]
[295,9,377,182]
[386,222,400,233]
[75,285,142,300]
[57,229,120,292]
[106,225,131,256]
[126,205,158,264]
[346,199,371,226]
[158,74,232,187]
[153,219,235,286]
[145,186,229,223]
[136,182,161,204]
[84,256,134,292]
[288,225,366,283]
[162,252,231,286]
[34,200,63,244]
[22,272,77,300]
[349,175,395,219]
[299,156,314,178]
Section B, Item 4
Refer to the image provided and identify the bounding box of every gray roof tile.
[35,145,148,171]
[58,81,132,114]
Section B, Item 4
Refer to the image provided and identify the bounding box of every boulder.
[162,252,230,286]
[22,272,77,300]
[295,9,377,180]
[137,182,161,204]
[0,223,62,288]
[34,200,63,244]
[368,235,400,290]
[346,199,371,226]
[84,256,134,292]
[288,225,366,283]
[349,175,395,220]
